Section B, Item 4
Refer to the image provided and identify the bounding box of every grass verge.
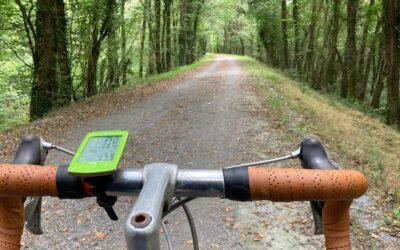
[238,56,400,208]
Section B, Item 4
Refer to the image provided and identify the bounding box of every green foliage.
[243,56,400,206]
[0,1,32,130]
[0,0,212,130]
[204,0,257,55]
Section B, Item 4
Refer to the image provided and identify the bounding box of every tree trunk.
[342,0,358,99]
[85,0,115,97]
[86,1,101,97]
[239,37,245,55]
[55,0,72,107]
[139,1,147,78]
[178,0,188,65]
[99,59,107,91]
[106,1,119,90]
[164,0,172,71]
[305,0,318,78]
[190,0,204,63]
[313,2,330,89]
[292,0,300,69]
[281,0,289,69]
[30,0,58,120]
[147,0,155,75]
[185,1,194,64]
[324,0,341,89]
[356,0,375,101]
[382,0,400,125]
[370,47,384,109]
[121,0,127,85]
[360,17,381,101]
[154,0,163,73]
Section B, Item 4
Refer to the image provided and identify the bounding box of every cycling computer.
[68,130,129,176]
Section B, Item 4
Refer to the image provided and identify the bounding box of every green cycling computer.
[68,130,129,176]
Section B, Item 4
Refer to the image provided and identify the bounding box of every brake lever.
[23,139,76,234]
[310,200,324,235]
[20,137,49,235]
[24,197,44,235]
[299,138,338,235]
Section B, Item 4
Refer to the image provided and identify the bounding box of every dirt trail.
[19,55,394,249]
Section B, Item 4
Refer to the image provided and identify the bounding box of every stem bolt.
[131,213,152,228]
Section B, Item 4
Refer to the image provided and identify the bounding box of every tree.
[154,0,163,73]
[147,0,155,75]
[341,0,358,99]
[356,0,376,101]
[85,0,115,97]
[360,14,381,101]
[305,0,318,79]
[120,0,128,85]
[370,43,384,109]
[280,0,289,69]
[55,0,72,107]
[292,0,300,70]
[323,0,341,89]
[178,0,187,65]
[30,0,58,119]
[139,0,148,78]
[106,0,120,89]
[382,0,400,125]
[15,0,72,119]
[164,0,173,71]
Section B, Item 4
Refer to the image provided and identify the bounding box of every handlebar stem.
[124,163,177,250]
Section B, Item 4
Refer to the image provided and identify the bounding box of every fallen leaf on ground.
[261,220,271,227]
[95,232,107,239]
[223,216,234,222]
[253,233,265,241]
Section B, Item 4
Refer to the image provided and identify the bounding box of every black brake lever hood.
[298,138,338,235]
[299,138,337,170]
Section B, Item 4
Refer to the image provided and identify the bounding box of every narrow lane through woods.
[21,55,387,249]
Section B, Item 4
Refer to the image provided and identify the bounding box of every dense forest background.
[0,0,399,131]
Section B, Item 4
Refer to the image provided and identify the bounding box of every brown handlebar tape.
[323,200,352,249]
[248,168,368,250]
[248,168,368,201]
[0,164,58,249]
[0,164,58,197]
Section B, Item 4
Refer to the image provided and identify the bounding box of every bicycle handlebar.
[0,164,368,249]
[248,168,367,249]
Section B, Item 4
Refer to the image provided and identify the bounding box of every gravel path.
[19,55,389,249]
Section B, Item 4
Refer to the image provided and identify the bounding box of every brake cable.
[161,221,173,250]
[163,197,199,250]
[223,147,300,169]
[41,140,76,156]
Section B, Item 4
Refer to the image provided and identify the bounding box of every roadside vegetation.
[240,55,400,218]
[0,0,216,130]
[3,0,398,133]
